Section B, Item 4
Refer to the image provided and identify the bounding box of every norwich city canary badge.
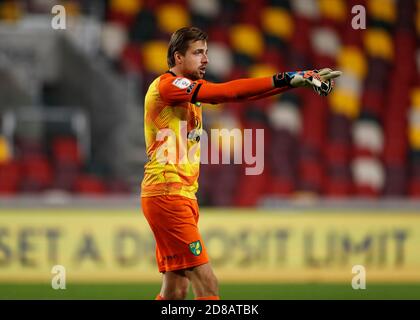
[189,240,202,256]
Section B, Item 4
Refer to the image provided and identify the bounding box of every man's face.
[178,40,208,80]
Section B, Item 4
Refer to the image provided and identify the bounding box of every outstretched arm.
[239,86,291,101]
[195,69,342,103]
[159,76,279,104]
[159,69,342,105]
[194,77,280,104]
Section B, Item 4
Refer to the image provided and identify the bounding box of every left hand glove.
[273,68,342,96]
[311,68,342,96]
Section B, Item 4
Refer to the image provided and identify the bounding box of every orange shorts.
[141,195,209,273]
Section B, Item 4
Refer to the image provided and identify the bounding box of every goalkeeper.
[141,26,341,300]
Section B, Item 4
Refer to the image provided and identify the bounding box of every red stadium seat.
[298,159,325,194]
[408,179,420,198]
[265,176,295,196]
[234,173,267,207]
[53,163,79,191]
[361,89,384,117]
[52,136,81,166]
[120,43,143,73]
[354,185,380,198]
[383,165,407,196]
[20,156,53,192]
[325,179,353,198]
[73,175,106,195]
[324,142,351,165]
[0,161,21,194]
[107,180,132,194]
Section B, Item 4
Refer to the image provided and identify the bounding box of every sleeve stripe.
[191,83,202,104]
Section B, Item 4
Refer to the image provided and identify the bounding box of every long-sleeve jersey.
[141,71,290,199]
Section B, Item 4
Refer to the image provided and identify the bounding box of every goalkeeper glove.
[273,68,342,96]
[312,68,342,96]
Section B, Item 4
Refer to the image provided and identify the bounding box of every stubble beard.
[184,67,203,81]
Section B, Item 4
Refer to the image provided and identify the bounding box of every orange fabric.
[141,195,209,273]
[142,73,203,200]
[195,296,220,300]
[157,74,277,104]
[195,77,275,104]
[158,74,206,104]
[141,72,290,200]
[244,86,290,101]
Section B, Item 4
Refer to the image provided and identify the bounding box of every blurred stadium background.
[0,0,420,299]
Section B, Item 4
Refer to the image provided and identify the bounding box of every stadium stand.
[0,0,419,206]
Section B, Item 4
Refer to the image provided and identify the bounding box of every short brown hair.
[167,27,208,68]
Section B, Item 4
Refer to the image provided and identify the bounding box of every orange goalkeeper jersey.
[141,71,205,199]
[141,70,289,199]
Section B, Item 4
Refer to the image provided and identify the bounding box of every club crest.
[189,240,202,256]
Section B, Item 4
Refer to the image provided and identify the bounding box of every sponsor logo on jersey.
[186,82,196,94]
[172,78,191,89]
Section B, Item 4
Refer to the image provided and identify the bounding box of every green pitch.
[1,283,419,300]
